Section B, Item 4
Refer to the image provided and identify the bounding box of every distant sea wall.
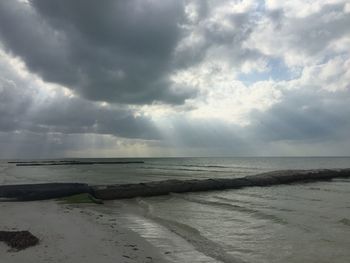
[9,160,144,166]
[1,169,349,201]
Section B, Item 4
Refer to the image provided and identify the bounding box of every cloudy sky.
[0,0,349,158]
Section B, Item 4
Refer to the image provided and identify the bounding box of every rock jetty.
[1,169,349,201]
[10,160,144,166]
[0,183,91,201]
[92,169,350,199]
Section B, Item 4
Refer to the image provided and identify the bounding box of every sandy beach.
[0,200,169,263]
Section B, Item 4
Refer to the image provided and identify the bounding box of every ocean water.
[1,157,350,262]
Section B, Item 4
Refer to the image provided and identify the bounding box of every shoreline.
[1,161,350,263]
[0,200,169,263]
[1,173,350,262]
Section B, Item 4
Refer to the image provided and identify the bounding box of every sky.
[0,0,349,158]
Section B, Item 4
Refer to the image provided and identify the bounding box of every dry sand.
[0,200,169,263]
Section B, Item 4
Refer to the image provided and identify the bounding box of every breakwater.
[9,160,144,166]
[1,169,349,201]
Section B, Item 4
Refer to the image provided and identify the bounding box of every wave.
[136,198,247,263]
[308,186,350,194]
[138,166,241,173]
[143,162,265,170]
[170,193,288,225]
[214,195,295,213]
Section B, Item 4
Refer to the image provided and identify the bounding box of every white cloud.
[169,60,282,125]
[345,3,350,13]
[245,1,350,68]
[265,0,347,17]
[190,80,282,125]
[299,56,350,91]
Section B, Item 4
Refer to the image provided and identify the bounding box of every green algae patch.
[59,193,103,204]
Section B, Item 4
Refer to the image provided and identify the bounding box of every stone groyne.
[0,183,91,201]
[10,161,144,166]
[92,169,350,199]
[0,169,349,201]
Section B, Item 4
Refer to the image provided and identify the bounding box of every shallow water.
[1,157,350,262]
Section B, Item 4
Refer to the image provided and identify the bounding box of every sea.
[1,157,350,263]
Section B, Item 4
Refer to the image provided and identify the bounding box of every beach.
[1,157,350,263]
[1,0,350,261]
[0,200,168,263]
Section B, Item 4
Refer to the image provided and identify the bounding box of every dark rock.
[14,161,144,166]
[92,169,350,200]
[0,231,39,251]
[1,169,349,201]
[0,183,91,201]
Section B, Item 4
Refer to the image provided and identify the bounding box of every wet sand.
[0,200,168,263]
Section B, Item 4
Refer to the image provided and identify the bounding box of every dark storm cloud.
[249,87,350,142]
[159,118,256,155]
[0,75,160,140]
[0,0,197,105]
[0,59,34,132]
[30,100,161,139]
[0,131,118,158]
[0,0,349,158]
[0,131,64,158]
[0,80,30,132]
[158,85,350,156]
[0,0,267,106]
